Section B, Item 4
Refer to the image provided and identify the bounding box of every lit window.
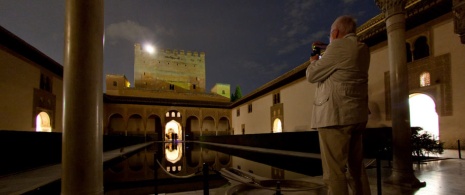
[420,72,431,87]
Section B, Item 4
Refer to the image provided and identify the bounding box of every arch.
[108,113,124,135]
[413,36,429,60]
[202,116,215,136]
[147,115,163,141]
[165,142,183,164]
[218,117,230,135]
[186,144,200,167]
[36,112,52,132]
[185,116,200,141]
[128,152,144,172]
[409,93,439,139]
[272,118,283,133]
[128,114,143,136]
[202,148,216,166]
[217,152,231,165]
[165,120,182,141]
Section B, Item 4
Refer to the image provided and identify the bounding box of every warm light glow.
[144,44,156,54]
[273,118,282,133]
[165,142,183,164]
[36,112,52,132]
[409,94,439,139]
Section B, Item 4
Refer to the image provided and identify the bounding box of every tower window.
[248,104,253,113]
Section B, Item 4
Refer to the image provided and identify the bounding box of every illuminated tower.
[133,43,206,92]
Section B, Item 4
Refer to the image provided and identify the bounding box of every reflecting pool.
[104,141,325,194]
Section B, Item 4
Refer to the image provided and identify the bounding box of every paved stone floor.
[364,150,465,195]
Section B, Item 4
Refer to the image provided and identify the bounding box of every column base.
[384,170,426,188]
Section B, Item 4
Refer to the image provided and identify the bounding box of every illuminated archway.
[164,120,183,164]
[272,118,282,133]
[409,93,439,139]
[36,112,51,132]
[165,120,182,141]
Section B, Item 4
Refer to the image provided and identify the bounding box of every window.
[193,84,196,89]
[113,81,117,87]
[170,84,175,90]
[248,104,253,113]
[39,74,52,92]
[420,72,431,87]
[273,93,281,104]
[222,90,225,94]
[413,36,430,60]
[236,109,240,117]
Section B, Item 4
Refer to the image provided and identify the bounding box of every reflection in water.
[165,141,182,164]
[104,142,324,194]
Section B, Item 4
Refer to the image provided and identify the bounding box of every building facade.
[0,26,63,132]
[231,0,465,148]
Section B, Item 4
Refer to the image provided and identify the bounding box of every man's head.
[329,15,357,42]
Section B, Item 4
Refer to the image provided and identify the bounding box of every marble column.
[62,0,104,194]
[453,0,465,44]
[375,0,425,188]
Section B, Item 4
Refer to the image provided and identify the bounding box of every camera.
[311,43,328,57]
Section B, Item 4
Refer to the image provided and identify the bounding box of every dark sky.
[0,0,380,95]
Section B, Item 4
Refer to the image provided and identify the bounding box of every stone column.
[375,0,425,188]
[453,0,465,43]
[62,0,104,194]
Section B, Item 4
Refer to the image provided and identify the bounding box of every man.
[306,15,371,195]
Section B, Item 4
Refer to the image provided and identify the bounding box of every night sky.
[0,0,381,95]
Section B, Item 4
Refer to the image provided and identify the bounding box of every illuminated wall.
[133,44,206,92]
[210,83,231,99]
[0,34,63,132]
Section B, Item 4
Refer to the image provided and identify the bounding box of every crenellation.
[134,43,206,92]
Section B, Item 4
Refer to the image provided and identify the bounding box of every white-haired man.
[307,15,371,195]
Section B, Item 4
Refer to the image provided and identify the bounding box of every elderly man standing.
[306,15,371,195]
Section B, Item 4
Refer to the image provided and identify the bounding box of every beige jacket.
[306,33,370,128]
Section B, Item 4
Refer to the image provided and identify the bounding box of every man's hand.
[310,54,319,62]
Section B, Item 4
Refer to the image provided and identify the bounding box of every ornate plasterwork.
[453,0,465,43]
[360,0,452,44]
[375,0,408,17]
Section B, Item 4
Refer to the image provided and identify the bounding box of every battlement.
[134,43,205,58]
[133,43,206,92]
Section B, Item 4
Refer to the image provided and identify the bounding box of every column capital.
[375,0,407,18]
[453,0,465,43]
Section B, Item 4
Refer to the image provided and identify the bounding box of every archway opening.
[165,120,182,141]
[409,93,439,139]
[36,112,51,132]
[272,118,282,133]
